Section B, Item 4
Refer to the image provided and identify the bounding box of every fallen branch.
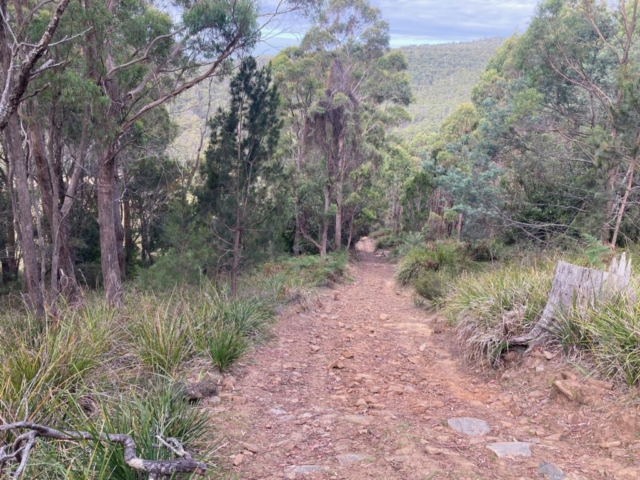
[0,422,207,479]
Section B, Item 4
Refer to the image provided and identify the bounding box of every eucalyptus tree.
[0,0,77,312]
[274,0,411,255]
[507,0,640,245]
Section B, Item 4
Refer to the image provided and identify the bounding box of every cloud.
[256,0,539,53]
[375,0,538,44]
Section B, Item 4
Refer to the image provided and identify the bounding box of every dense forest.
[399,37,504,137]
[2,0,640,477]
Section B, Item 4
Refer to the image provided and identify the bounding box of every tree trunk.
[97,147,122,306]
[321,182,330,256]
[5,114,44,314]
[231,223,241,297]
[29,121,78,300]
[610,159,635,249]
[2,216,18,282]
[346,208,356,250]
[124,197,134,269]
[334,180,343,251]
[602,165,618,243]
[114,169,125,280]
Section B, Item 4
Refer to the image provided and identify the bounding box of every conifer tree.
[202,57,282,294]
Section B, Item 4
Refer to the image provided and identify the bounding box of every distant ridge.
[397,37,505,138]
[169,37,505,160]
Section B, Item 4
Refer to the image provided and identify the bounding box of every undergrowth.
[446,265,553,364]
[0,252,348,477]
[437,246,640,385]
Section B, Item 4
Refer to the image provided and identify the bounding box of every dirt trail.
[212,256,640,480]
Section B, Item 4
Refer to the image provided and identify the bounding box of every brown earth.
[207,255,640,480]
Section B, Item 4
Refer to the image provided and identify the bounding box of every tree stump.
[511,253,633,344]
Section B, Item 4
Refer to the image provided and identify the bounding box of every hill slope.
[399,37,504,138]
[168,37,505,161]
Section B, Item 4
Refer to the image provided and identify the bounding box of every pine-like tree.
[202,57,282,294]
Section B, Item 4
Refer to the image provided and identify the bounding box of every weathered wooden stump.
[511,253,633,344]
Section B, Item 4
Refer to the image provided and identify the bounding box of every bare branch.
[0,0,72,131]
[0,422,207,478]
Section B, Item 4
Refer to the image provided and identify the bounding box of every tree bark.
[29,120,78,299]
[2,212,18,282]
[610,158,635,248]
[124,197,134,268]
[231,222,241,296]
[321,181,330,256]
[114,168,125,280]
[4,114,44,314]
[97,147,122,306]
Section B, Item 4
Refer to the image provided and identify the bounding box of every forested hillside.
[399,37,503,136]
[170,39,503,159]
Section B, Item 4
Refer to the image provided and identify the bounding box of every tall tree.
[274,0,411,255]
[201,57,282,295]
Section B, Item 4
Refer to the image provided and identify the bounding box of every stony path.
[210,256,640,479]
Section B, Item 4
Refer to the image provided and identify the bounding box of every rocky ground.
[204,254,640,479]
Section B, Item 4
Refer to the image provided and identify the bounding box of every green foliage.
[0,304,114,418]
[395,242,471,286]
[552,294,640,385]
[447,265,553,364]
[581,234,611,268]
[127,297,193,374]
[412,271,447,302]
[204,324,249,372]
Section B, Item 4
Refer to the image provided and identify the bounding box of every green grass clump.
[446,265,553,364]
[127,295,193,375]
[205,323,249,371]
[412,271,447,302]
[553,293,640,385]
[0,303,115,421]
[280,252,348,287]
[396,241,473,286]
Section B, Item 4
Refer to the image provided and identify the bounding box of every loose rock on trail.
[209,254,640,479]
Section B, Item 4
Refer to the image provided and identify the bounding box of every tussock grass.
[446,265,553,364]
[395,241,475,287]
[554,292,640,385]
[204,324,249,371]
[0,252,348,477]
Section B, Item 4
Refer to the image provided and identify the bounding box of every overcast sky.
[256,0,539,54]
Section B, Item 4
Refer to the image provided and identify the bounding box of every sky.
[257,0,539,55]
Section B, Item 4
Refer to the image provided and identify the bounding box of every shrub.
[396,242,472,286]
[447,265,553,364]
[280,252,348,287]
[412,272,447,302]
[395,246,439,286]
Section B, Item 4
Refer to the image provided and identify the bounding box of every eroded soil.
[208,255,640,479]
